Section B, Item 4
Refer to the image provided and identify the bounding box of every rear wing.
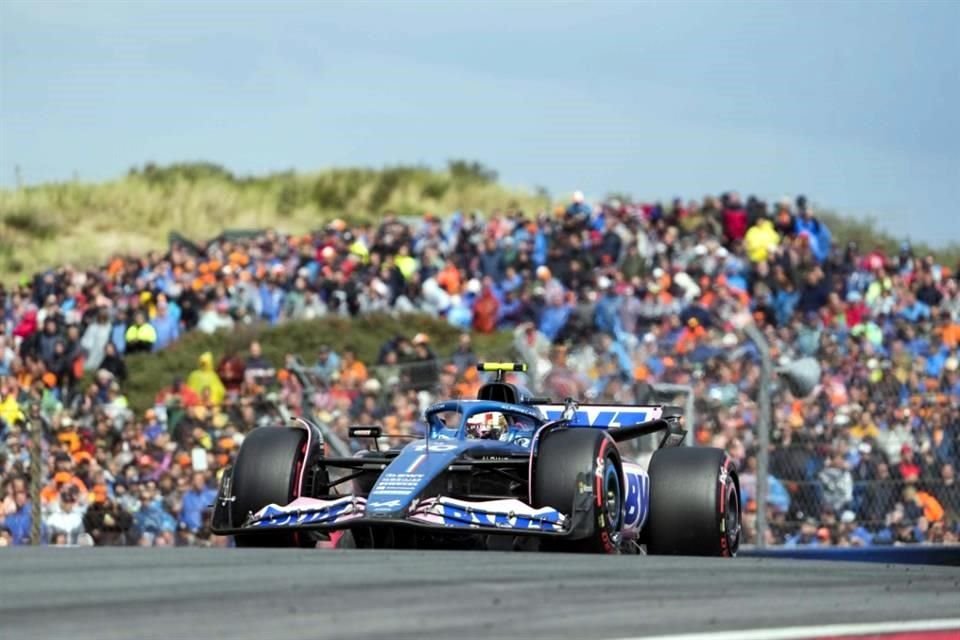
[533,403,686,448]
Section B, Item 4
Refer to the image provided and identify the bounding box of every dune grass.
[0,161,549,281]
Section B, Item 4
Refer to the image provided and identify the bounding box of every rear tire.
[534,428,623,553]
[231,427,306,548]
[645,447,740,557]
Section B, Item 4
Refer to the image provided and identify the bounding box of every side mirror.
[349,425,383,439]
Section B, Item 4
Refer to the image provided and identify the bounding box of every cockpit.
[424,402,540,447]
[421,363,545,447]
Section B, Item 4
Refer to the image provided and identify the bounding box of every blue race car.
[211,362,741,555]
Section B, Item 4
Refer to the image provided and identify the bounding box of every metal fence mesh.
[282,354,960,547]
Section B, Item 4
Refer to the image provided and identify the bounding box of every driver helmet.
[466,412,507,440]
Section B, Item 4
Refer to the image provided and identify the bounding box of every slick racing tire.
[231,426,306,548]
[535,428,624,553]
[645,447,740,557]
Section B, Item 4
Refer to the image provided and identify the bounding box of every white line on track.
[609,617,960,640]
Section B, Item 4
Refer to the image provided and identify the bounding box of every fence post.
[28,418,42,545]
[744,323,772,549]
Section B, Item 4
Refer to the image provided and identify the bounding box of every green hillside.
[121,313,515,412]
[1,161,957,282]
[0,161,548,280]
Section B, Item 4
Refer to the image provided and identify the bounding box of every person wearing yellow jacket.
[744,216,781,263]
[394,245,419,281]
[0,386,23,427]
[186,352,226,406]
[348,238,370,264]
[125,311,157,355]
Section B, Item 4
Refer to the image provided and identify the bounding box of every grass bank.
[121,313,514,411]
[0,161,548,280]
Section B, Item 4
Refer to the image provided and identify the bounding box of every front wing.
[214,494,572,536]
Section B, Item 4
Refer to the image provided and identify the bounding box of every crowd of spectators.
[1,190,959,547]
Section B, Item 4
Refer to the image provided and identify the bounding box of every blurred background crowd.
[1,191,959,547]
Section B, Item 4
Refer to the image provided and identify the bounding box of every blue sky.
[1,0,958,245]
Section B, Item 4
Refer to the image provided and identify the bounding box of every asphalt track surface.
[1,548,958,640]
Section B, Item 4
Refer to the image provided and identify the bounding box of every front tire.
[645,447,740,557]
[230,426,306,548]
[534,428,623,553]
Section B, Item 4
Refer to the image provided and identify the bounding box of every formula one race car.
[212,363,740,555]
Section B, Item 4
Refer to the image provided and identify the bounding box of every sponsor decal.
[594,454,606,507]
[537,405,656,428]
[368,499,403,510]
[405,454,427,473]
[409,497,566,532]
[413,442,457,452]
[251,497,361,529]
[369,468,430,498]
[371,472,424,495]
[718,459,734,557]
[622,467,650,531]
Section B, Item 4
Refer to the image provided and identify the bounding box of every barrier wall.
[740,545,960,566]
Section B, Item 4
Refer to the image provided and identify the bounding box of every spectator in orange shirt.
[340,347,368,386]
[472,284,500,334]
[40,470,88,506]
[940,314,960,349]
[902,479,944,523]
[436,261,462,294]
[455,366,481,399]
[675,317,707,355]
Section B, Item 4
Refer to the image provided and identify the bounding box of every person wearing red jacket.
[722,192,748,243]
[845,292,869,328]
[13,308,38,340]
[154,378,200,408]
[472,285,500,334]
[899,445,922,480]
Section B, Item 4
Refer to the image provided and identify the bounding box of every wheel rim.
[603,460,621,530]
[725,482,741,553]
